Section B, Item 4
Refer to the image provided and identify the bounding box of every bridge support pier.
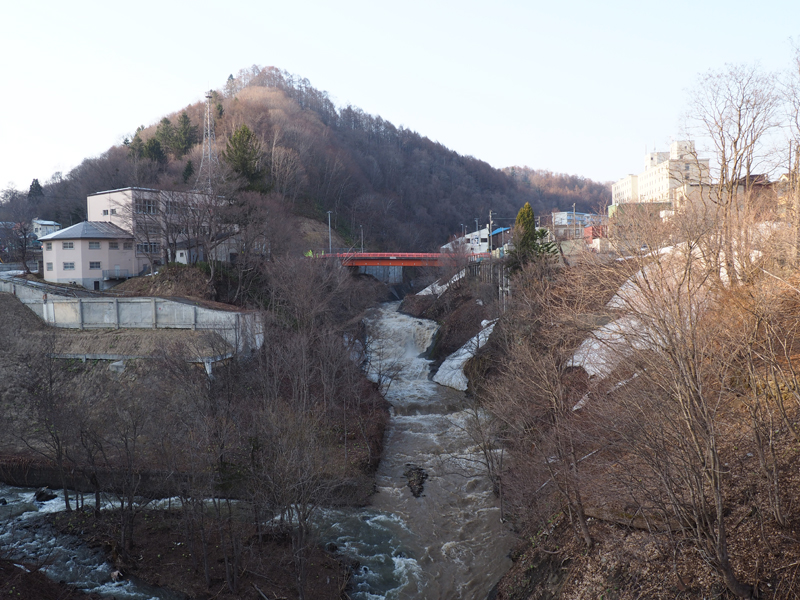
[358,265,403,284]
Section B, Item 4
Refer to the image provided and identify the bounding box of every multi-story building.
[441,226,491,255]
[39,222,135,290]
[548,211,604,240]
[610,141,710,217]
[87,187,216,274]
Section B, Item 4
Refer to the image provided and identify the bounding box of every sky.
[2,0,799,192]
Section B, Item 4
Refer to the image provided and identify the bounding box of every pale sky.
[2,0,798,191]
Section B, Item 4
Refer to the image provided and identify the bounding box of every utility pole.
[360,224,364,253]
[327,211,332,254]
[572,203,576,240]
[488,210,493,252]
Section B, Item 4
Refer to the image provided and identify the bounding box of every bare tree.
[688,63,780,285]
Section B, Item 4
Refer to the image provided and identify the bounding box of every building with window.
[39,222,135,290]
[440,226,491,255]
[610,141,710,217]
[31,218,61,239]
[546,211,604,240]
[87,187,214,274]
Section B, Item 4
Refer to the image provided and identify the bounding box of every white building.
[87,187,214,274]
[441,226,491,255]
[31,218,61,239]
[610,141,710,216]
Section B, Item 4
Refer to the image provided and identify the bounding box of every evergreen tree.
[128,126,146,159]
[142,138,167,165]
[182,160,195,184]
[222,124,264,190]
[508,202,556,272]
[28,179,44,203]
[173,111,199,158]
[155,117,175,156]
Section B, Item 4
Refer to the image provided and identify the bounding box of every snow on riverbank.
[433,319,496,391]
[417,268,465,297]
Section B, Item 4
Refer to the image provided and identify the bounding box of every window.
[123,242,133,250]
[45,242,52,251]
[136,242,160,254]
[89,261,101,270]
[135,197,157,214]
[109,241,119,249]
[46,262,53,271]
[63,262,75,270]
[62,241,74,250]
[102,209,109,216]
[89,241,101,249]
[110,208,117,215]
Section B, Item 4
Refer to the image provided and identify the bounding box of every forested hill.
[31,66,610,251]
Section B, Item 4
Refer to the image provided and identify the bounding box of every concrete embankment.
[0,278,263,354]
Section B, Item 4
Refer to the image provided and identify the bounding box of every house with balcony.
[39,222,135,291]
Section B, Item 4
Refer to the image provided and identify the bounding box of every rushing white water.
[320,302,514,599]
[0,484,184,600]
[1,302,514,600]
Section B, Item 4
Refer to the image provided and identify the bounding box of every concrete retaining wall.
[359,265,403,284]
[0,279,263,354]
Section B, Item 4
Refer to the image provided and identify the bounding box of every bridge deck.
[308,252,491,267]
[332,252,447,267]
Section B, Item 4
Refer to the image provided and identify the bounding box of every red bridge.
[333,252,444,267]
[330,252,492,266]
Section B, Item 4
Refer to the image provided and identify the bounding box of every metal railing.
[103,268,130,280]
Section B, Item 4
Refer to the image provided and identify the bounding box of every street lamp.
[360,224,364,253]
[327,211,332,254]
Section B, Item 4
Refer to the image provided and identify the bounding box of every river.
[0,302,514,599]
[318,302,514,599]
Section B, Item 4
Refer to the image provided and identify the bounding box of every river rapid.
[0,302,513,600]
[319,302,514,599]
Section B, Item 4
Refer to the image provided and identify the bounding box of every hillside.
[25,66,609,252]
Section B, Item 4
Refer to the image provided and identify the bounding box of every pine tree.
[128,126,146,159]
[508,202,556,272]
[142,138,167,165]
[173,111,198,158]
[155,117,175,156]
[28,179,44,203]
[182,160,195,184]
[222,124,264,190]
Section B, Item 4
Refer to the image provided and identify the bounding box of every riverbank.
[45,508,348,600]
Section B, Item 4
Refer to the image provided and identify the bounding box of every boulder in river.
[403,464,428,498]
[34,488,57,502]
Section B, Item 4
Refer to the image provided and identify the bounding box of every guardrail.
[103,268,130,280]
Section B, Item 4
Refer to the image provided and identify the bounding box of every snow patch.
[417,269,465,297]
[433,320,497,391]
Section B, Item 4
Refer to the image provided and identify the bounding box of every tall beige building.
[610,141,710,217]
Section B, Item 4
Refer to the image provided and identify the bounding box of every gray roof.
[39,221,133,241]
